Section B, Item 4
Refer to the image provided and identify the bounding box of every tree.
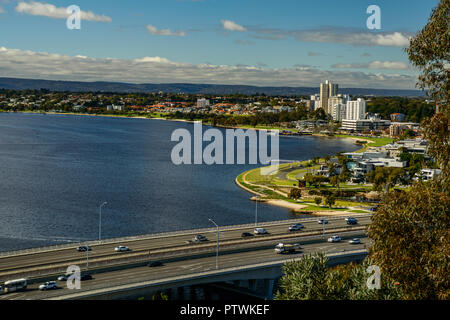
[367,180,449,299]
[406,0,449,105]
[406,0,449,183]
[275,253,402,300]
[330,175,340,189]
[288,188,302,200]
[368,0,450,300]
[325,194,336,209]
[314,197,322,206]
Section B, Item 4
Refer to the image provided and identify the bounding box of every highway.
[0,215,370,279]
[0,230,369,300]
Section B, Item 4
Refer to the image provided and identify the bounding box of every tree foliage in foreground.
[367,180,450,299]
[275,253,402,300]
[367,0,450,300]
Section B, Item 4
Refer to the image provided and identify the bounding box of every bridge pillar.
[264,279,275,300]
[248,279,257,291]
[184,286,192,300]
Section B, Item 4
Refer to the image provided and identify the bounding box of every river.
[0,113,360,251]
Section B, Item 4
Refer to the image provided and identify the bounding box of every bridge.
[0,215,371,300]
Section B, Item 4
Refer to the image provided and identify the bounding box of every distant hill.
[0,77,426,97]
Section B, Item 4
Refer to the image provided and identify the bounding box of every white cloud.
[15,1,112,22]
[134,56,172,63]
[146,25,186,37]
[293,30,410,47]
[332,61,410,70]
[0,46,418,89]
[221,20,247,32]
[251,27,411,47]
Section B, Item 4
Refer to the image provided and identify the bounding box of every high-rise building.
[332,103,346,122]
[328,94,348,116]
[345,98,366,120]
[319,80,339,114]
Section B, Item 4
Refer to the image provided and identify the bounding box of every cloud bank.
[332,61,410,70]
[0,46,417,89]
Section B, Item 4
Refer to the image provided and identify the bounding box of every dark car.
[77,246,92,252]
[148,261,164,267]
[193,235,208,243]
[241,232,254,238]
[80,274,93,281]
[346,217,358,225]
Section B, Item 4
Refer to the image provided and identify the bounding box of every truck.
[274,243,301,254]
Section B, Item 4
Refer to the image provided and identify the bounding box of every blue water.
[0,113,360,251]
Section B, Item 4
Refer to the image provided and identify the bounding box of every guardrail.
[0,226,367,282]
[0,214,371,258]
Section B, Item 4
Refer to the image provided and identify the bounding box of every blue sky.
[0,0,441,89]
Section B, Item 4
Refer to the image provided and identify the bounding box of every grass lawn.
[335,134,394,149]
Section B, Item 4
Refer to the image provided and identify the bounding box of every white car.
[349,238,361,244]
[254,228,268,235]
[115,246,131,252]
[328,236,342,243]
[289,224,304,232]
[39,281,58,291]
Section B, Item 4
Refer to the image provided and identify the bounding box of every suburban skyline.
[0,0,440,89]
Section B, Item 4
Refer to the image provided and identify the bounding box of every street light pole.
[255,196,258,227]
[322,218,325,239]
[99,202,107,243]
[209,219,219,270]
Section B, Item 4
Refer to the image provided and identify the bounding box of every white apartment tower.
[332,103,346,122]
[345,98,366,120]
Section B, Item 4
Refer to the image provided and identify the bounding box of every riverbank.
[234,133,388,217]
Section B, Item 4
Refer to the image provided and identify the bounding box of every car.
[241,232,254,238]
[254,228,268,235]
[193,235,208,243]
[39,281,58,291]
[115,246,131,252]
[77,246,91,252]
[148,261,164,267]
[57,274,71,281]
[289,224,304,232]
[318,218,329,225]
[328,236,342,243]
[349,238,361,244]
[345,217,358,225]
[80,274,93,281]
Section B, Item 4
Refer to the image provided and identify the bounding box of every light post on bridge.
[255,196,259,227]
[99,201,107,243]
[209,219,220,270]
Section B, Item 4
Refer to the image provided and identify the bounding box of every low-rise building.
[341,118,391,133]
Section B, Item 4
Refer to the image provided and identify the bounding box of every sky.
[0,0,441,89]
